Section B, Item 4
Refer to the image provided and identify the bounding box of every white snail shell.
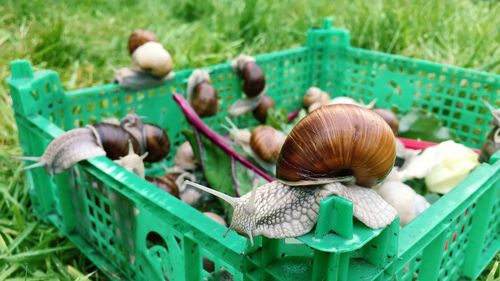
[132,42,173,78]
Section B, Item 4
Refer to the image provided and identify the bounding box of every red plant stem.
[173,93,274,182]
[398,137,480,153]
[287,110,300,122]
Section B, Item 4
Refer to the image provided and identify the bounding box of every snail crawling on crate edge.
[479,100,500,163]
[184,104,398,244]
[18,114,170,174]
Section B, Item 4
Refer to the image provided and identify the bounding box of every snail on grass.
[115,30,174,90]
[184,104,398,244]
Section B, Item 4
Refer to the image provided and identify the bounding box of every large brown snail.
[19,114,170,174]
[185,104,397,244]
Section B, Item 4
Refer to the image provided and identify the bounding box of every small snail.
[252,96,275,123]
[187,70,218,117]
[19,114,170,174]
[116,32,174,89]
[372,108,399,136]
[174,141,197,170]
[250,126,286,163]
[184,105,397,243]
[113,140,148,178]
[303,87,330,112]
[132,42,173,78]
[375,181,430,226]
[232,55,266,98]
[146,174,181,198]
[204,212,227,226]
[479,100,500,163]
[228,55,269,117]
[223,117,251,147]
[128,29,158,55]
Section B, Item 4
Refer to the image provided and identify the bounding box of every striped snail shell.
[277,104,396,187]
[250,125,286,163]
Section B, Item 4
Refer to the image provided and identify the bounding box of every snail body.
[19,128,106,174]
[20,114,170,174]
[185,104,397,243]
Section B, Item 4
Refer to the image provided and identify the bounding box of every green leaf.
[182,129,253,199]
[399,109,458,142]
[265,107,289,130]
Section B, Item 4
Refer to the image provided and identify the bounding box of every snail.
[231,55,266,98]
[223,117,251,147]
[250,125,286,163]
[174,141,197,170]
[128,29,158,55]
[479,100,500,163]
[116,32,174,90]
[132,42,173,78]
[146,174,181,198]
[372,108,399,136]
[375,181,430,226]
[19,114,170,174]
[252,96,275,123]
[184,104,397,244]
[303,87,330,112]
[113,140,148,178]
[187,70,218,117]
[229,55,268,117]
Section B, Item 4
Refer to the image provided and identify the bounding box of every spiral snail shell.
[128,29,158,55]
[250,125,286,163]
[187,70,218,117]
[253,96,275,123]
[232,55,266,98]
[277,104,396,187]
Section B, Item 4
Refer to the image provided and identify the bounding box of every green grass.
[0,0,499,279]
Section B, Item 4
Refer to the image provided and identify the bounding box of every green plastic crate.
[7,18,499,281]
